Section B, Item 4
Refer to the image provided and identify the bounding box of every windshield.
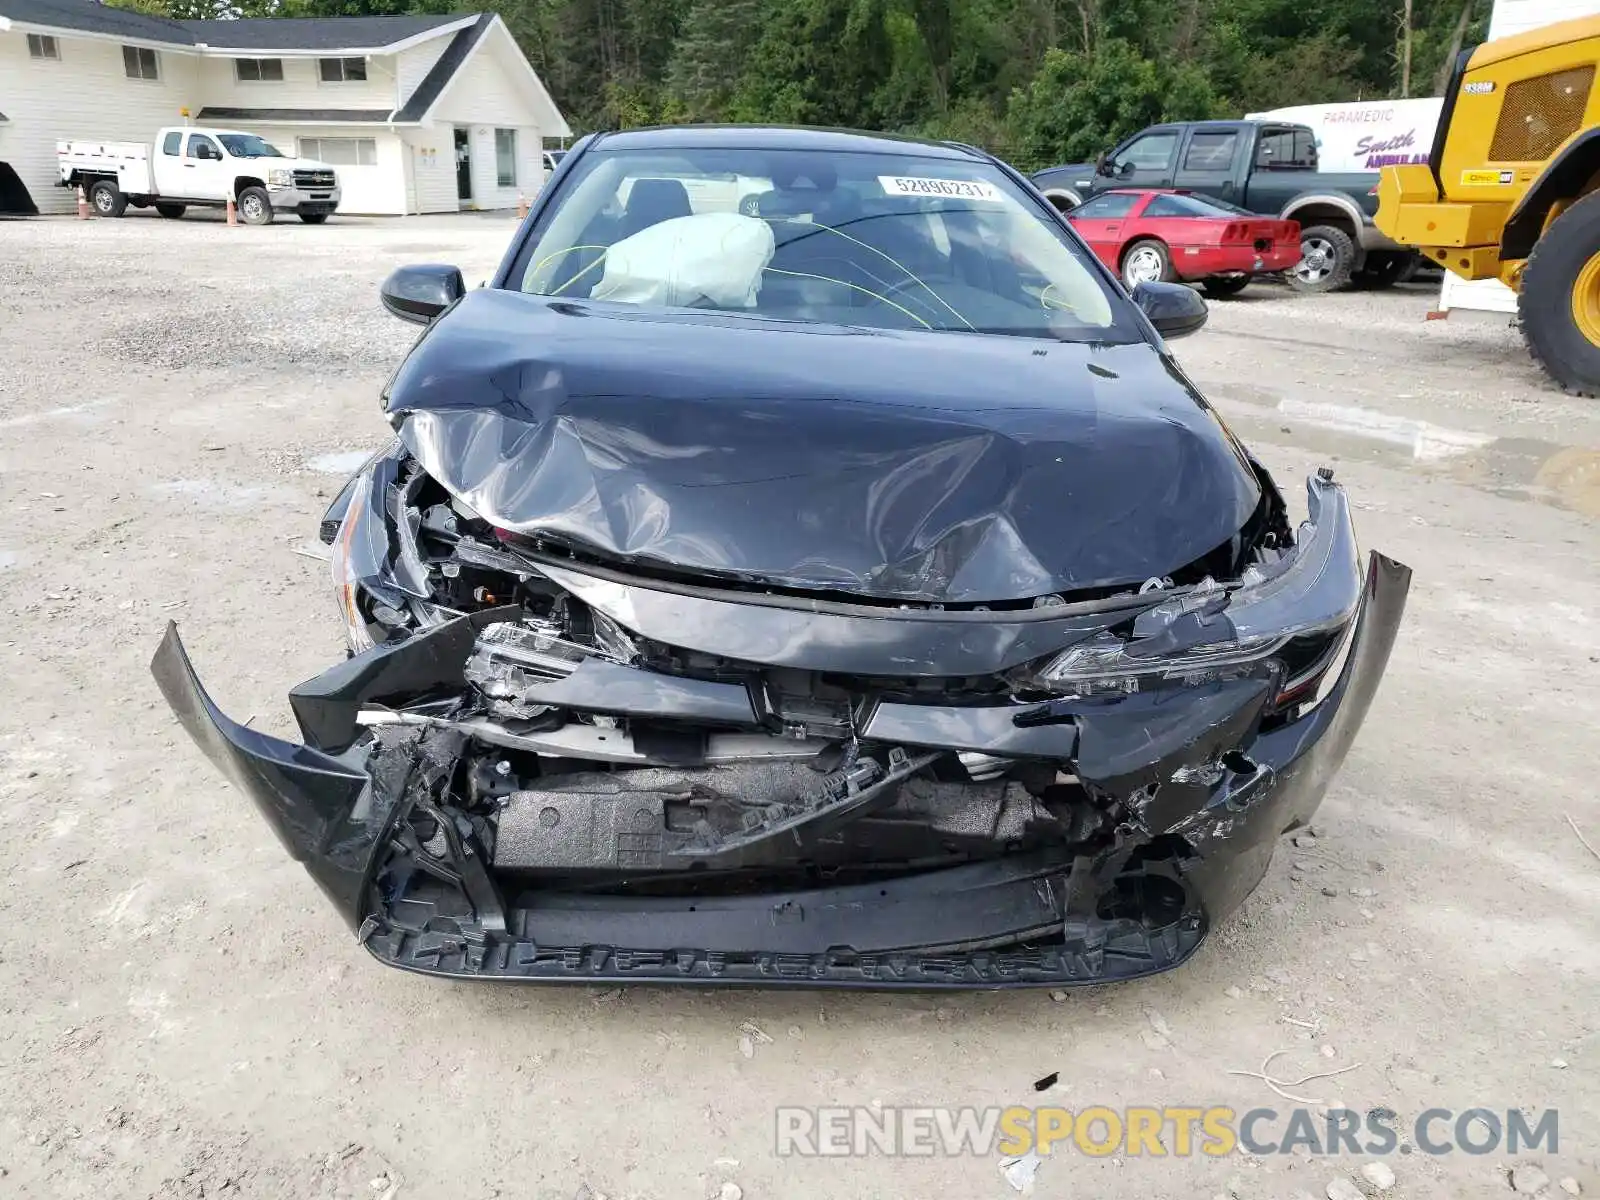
[514,146,1133,341]
[216,133,284,159]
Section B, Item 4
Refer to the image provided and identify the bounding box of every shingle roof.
[0,0,194,43]
[391,12,492,122]
[181,13,470,51]
[0,0,471,50]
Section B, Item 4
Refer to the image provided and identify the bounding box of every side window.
[1113,133,1178,173]
[1256,128,1316,169]
[162,131,182,156]
[1182,131,1238,171]
[1294,130,1318,168]
[186,134,220,160]
[1144,194,1193,217]
[122,45,159,80]
[1072,192,1139,219]
[319,57,367,82]
[1255,128,1292,167]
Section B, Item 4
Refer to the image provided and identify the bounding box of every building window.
[298,137,377,166]
[122,45,159,80]
[235,57,284,82]
[318,57,367,82]
[27,34,60,60]
[495,129,516,187]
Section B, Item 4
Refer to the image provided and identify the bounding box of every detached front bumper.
[150,545,1409,989]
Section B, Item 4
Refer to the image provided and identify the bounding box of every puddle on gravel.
[1214,394,1600,518]
[305,450,376,475]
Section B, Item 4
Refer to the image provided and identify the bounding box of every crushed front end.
[153,445,1407,988]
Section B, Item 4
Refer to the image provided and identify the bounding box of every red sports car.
[1065,189,1301,297]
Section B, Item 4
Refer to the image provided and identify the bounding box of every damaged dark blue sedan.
[152,126,1410,988]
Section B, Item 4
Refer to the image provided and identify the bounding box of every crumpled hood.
[385,288,1261,604]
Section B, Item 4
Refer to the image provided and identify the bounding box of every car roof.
[595,124,986,160]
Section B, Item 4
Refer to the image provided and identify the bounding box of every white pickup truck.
[57,125,341,225]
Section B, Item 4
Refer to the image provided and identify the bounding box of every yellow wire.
[1040,283,1079,313]
[762,267,933,329]
[528,244,613,297]
[790,219,975,331]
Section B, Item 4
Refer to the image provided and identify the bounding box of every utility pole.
[1400,0,1414,97]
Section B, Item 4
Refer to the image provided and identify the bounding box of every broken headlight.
[1034,473,1362,707]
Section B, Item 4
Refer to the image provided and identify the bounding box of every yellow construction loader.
[1377,15,1600,395]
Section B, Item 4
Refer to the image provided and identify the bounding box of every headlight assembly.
[1032,472,1363,709]
[267,168,294,188]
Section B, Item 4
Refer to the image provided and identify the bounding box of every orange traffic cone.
[515,191,528,219]
[226,193,237,227]
[76,185,90,220]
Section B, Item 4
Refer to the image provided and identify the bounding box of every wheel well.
[233,176,265,197]
[1284,204,1356,239]
[1120,237,1167,265]
[1503,133,1600,260]
[1042,189,1080,213]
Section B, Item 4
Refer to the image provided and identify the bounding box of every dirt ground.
[1,210,1597,1200]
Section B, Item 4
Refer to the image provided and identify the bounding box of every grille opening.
[1489,66,1594,162]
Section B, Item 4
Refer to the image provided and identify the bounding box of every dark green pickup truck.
[1031,119,1415,292]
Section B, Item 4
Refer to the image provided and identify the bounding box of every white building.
[0,0,569,215]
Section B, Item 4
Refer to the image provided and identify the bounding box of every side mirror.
[380,264,465,325]
[1093,152,1110,177]
[1132,280,1208,340]
[1118,160,1136,178]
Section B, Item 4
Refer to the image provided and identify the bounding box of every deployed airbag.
[594,213,775,309]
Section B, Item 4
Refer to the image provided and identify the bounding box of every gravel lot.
[1,211,1597,1200]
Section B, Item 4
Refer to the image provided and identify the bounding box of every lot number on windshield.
[879,176,1003,202]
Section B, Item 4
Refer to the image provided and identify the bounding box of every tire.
[156,203,186,220]
[737,192,762,216]
[1203,275,1251,298]
[1287,224,1355,293]
[237,186,273,226]
[298,212,329,225]
[1519,190,1600,397]
[89,179,126,218]
[1354,250,1409,289]
[1121,239,1172,288]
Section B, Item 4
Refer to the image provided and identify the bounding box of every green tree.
[1006,38,1220,170]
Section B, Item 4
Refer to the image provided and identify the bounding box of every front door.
[182,132,229,201]
[1100,130,1180,195]
[454,128,472,203]
[1065,191,1141,270]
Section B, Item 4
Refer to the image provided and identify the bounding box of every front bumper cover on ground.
[150,548,1409,989]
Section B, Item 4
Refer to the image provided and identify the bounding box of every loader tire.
[1520,190,1600,398]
